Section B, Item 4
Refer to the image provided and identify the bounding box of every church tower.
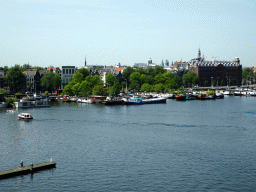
[85,56,87,67]
[198,48,201,61]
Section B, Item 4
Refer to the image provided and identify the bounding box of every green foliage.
[54,73,61,88]
[242,68,254,84]
[34,66,44,71]
[182,71,198,87]
[204,80,209,87]
[0,89,7,97]
[79,80,92,97]
[77,68,90,78]
[154,66,166,75]
[22,64,32,71]
[141,83,152,92]
[213,80,217,86]
[91,75,102,87]
[129,72,141,90]
[93,84,108,96]
[15,92,22,96]
[208,91,215,95]
[122,67,135,83]
[154,83,165,93]
[6,97,17,104]
[109,82,121,96]
[45,91,49,95]
[71,83,80,96]
[5,65,26,92]
[221,79,225,86]
[71,72,84,84]
[106,74,117,87]
[63,83,74,96]
[41,71,55,88]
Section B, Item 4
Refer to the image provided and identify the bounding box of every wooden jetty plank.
[0,162,56,180]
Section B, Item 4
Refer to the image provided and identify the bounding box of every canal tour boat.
[18,113,33,120]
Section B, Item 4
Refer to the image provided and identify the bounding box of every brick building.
[189,49,242,86]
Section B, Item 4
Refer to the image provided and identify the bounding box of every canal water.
[0,96,256,191]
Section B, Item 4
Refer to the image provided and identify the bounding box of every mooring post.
[20,160,23,168]
[30,163,33,171]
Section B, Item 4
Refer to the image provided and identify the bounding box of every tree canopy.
[5,65,26,93]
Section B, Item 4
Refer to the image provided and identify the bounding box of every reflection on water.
[0,97,256,191]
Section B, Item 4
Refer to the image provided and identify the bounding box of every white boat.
[77,98,95,103]
[18,113,33,119]
[223,91,232,95]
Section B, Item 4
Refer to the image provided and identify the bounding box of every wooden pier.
[0,162,56,180]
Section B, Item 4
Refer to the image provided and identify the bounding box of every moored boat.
[175,94,186,101]
[18,113,33,120]
[122,96,144,105]
[104,97,124,105]
[142,97,167,104]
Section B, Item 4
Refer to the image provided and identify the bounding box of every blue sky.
[1,0,255,68]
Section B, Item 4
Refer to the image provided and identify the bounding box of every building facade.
[189,49,242,86]
[60,66,77,88]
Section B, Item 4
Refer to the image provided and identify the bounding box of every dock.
[0,162,56,180]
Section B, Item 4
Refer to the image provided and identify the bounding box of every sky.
[1,0,255,68]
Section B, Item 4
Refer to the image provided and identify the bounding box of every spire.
[198,48,201,60]
[85,56,87,67]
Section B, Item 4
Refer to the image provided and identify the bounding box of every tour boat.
[18,113,33,120]
[122,96,144,105]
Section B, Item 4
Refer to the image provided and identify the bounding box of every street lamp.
[211,77,213,87]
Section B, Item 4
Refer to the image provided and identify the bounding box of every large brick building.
[189,49,242,86]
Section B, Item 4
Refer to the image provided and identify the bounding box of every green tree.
[204,80,209,87]
[71,72,84,84]
[77,68,90,78]
[182,71,198,87]
[242,68,254,85]
[79,80,92,97]
[122,66,135,85]
[5,65,26,93]
[165,79,179,89]
[41,71,55,91]
[34,66,44,71]
[63,83,74,96]
[213,80,217,86]
[141,83,152,92]
[154,83,164,93]
[154,66,166,75]
[109,82,121,96]
[0,89,7,97]
[22,63,32,71]
[93,84,108,96]
[54,73,62,88]
[220,79,225,86]
[91,75,102,87]
[106,74,117,87]
[140,74,149,85]
[72,83,81,96]
[129,72,141,90]
[155,73,165,84]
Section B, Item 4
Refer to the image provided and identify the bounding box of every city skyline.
[1,0,255,68]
